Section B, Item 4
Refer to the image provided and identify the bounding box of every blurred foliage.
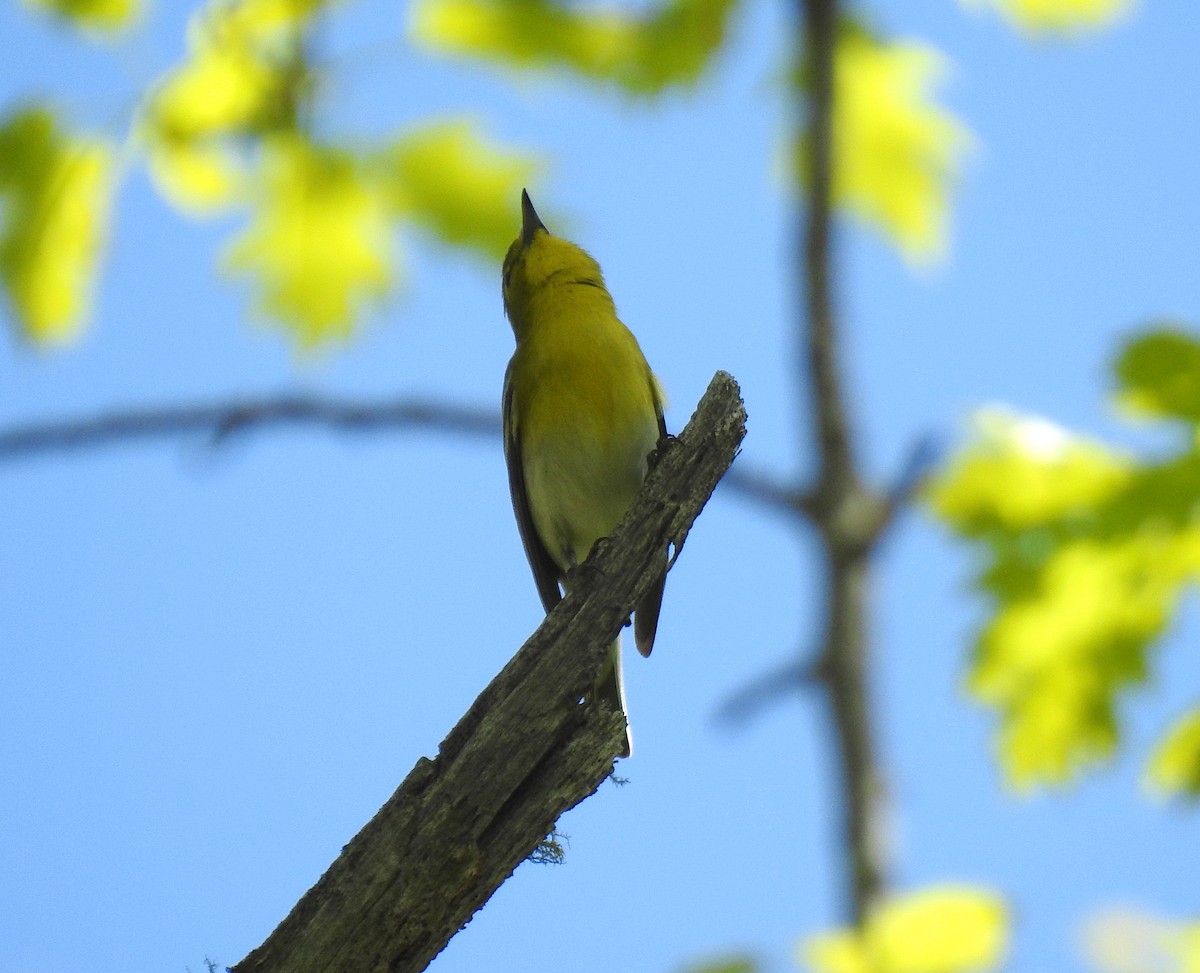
[1,0,538,346]
[411,0,738,94]
[958,0,1132,34]
[679,954,760,973]
[221,124,534,344]
[1114,329,1200,423]
[2,0,1135,347]
[928,324,1200,793]
[1147,709,1200,799]
[224,136,393,346]
[124,0,534,344]
[802,885,1008,973]
[0,106,116,344]
[1083,908,1200,973]
[799,27,970,264]
[141,0,323,213]
[21,0,141,32]
[374,121,539,259]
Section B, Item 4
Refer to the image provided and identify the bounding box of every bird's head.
[502,190,608,334]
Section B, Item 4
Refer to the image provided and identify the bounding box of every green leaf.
[796,30,972,265]
[1146,708,1200,800]
[140,0,332,212]
[957,0,1132,35]
[927,407,1130,536]
[802,885,1008,973]
[376,121,539,259]
[927,324,1200,789]
[0,106,116,344]
[411,0,739,94]
[22,0,141,32]
[224,136,393,347]
[1082,908,1200,973]
[679,955,759,973]
[1114,327,1200,423]
[143,134,247,214]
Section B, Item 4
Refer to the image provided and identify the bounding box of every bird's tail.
[594,638,632,758]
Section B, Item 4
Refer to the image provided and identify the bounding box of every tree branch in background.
[715,656,818,726]
[232,372,746,973]
[0,391,817,513]
[721,465,811,517]
[0,396,501,461]
[799,0,891,922]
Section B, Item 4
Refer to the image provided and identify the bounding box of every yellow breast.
[511,304,660,572]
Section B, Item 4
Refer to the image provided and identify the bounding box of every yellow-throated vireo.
[501,190,668,758]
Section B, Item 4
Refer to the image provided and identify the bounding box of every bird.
[501,189,667,758]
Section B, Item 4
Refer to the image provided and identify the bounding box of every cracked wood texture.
[232,370,747,973]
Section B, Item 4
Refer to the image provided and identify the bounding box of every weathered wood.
[233,370,747,973]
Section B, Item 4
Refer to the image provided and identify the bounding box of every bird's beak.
[521,189,547,247]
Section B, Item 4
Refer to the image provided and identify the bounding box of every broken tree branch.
[232,371,746,973]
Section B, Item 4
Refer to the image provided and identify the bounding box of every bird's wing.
[503,361,564,614]
[633,385,669,658]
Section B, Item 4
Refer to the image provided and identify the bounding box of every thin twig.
[715,654,820,726]
[878,434,942,531]
[721,465,810,516]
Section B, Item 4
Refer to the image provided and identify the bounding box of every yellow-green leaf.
[1147,708,1200,800]
[927,323,1200,789]
[958,0,1132,35]
[1184,925,1200,973]
[803,885,1008,973]
[21,0,140,32]
[927,407,1131,535]
[680,955,759,973]
[148,35,280,141]
[224,136,393,346]
[1114,327,1200,424]
[411,0,738,94]
[141,0,333,212]
[1083,909,1200,973]
[145,1,307,142]
[377,121,538,258]
[144,132,246,213]
[805,931,869,973]
[828,31,970,263]
[0,107,116,344]
[983,517,1199,786]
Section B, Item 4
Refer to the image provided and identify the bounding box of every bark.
[232,371,746,973]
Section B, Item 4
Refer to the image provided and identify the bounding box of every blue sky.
[2,1,1198,972]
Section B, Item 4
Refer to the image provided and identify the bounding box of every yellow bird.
[501,190,667,758]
